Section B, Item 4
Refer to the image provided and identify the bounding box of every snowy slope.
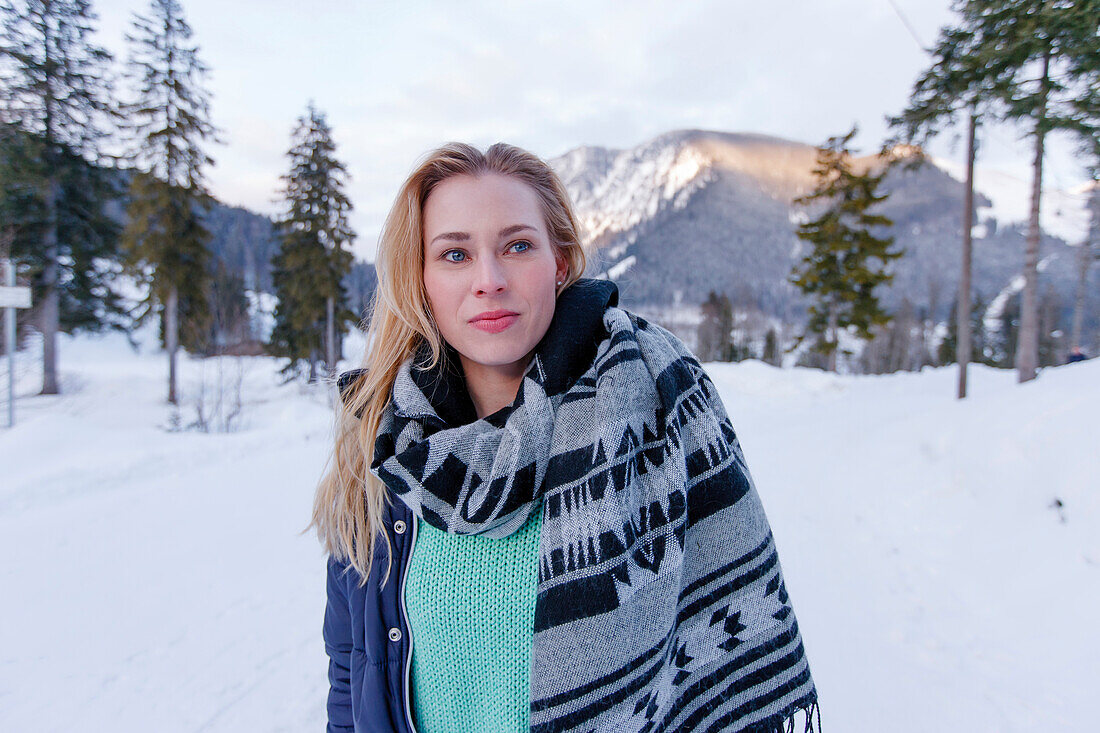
[551,130,821,249]
[1,327,1096,732]
[548,130,819,276]
[552,133,718,246]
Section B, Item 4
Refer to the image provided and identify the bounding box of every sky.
[89,0,1095,262]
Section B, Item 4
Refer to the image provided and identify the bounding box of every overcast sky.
[91,0,1093,261]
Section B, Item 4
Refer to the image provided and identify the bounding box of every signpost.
[1,257,31,428]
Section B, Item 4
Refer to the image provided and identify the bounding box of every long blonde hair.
[305,141,588,587]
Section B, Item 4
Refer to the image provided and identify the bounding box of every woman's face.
[422,172,568,381]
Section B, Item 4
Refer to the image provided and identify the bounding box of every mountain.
[205,128,1095,346]
[548,129,1094,327]
[203,204,279,294]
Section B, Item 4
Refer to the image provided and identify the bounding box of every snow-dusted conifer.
[0,0,121,393]
[120,0,219,405]
[269,102,355,382]
[789,126,903,373]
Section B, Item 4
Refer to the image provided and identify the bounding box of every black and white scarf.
[367,278,819,733]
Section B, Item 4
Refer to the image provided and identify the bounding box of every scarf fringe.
[715,698,820,733]
[779,699,820,733]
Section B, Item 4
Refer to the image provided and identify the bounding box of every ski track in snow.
[1,326,1096,732]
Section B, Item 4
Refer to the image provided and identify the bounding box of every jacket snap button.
[393,520,406,534]
[388,627,402,642]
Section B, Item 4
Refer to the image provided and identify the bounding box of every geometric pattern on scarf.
[368,279,820,732]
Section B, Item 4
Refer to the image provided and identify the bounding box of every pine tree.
[730,337,754,363]
[789,125,904,373]
[972,290,994,366]
[887,10,1016,397]
[1037,283,1063,367]
[939,295,961,365]
[0,0,121,393]
[939,288,987,366]
[990,291,1021,369]
[695,290,733,363]
[762,327,780,367]
[889,296,918,372]
[269,102,355,382]
[0,122,46,353]
[120,0,219,405]
[953,0,1100,382]
[202,257,249,353]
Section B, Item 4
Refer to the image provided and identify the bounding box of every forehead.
[423,173,545,238]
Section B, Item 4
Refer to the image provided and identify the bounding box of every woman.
[309,142,819,733]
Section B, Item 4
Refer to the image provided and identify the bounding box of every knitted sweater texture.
[405,497,544,732]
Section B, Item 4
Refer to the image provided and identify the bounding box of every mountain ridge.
[546,127,1093,330]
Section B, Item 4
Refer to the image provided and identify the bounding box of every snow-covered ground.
[1,324,1096,732]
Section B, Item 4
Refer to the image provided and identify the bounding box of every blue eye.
[441,241,529,263]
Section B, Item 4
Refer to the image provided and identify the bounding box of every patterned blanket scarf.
[368,278,819,733]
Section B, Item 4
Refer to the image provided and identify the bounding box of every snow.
[2,324,1097,731]
[983,253,1059,332]
[605,254,637,280]
[555,137,716,245]
[246,289,279,343]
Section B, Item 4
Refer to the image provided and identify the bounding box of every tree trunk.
[826,303,838,373]
[1016,48,1050,383]
[958,109,977,399]
[927,277,940,368]
[39,15,59,395]
[326,295,335,377]
[40,178,60,395]
[167,283,179,405]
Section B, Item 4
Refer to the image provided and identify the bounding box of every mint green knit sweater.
[404,498,544,732]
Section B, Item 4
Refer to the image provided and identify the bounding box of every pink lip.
[470,310,519,333]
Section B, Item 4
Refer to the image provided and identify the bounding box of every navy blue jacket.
[324,494,417,733]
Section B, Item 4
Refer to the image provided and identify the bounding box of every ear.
[554,248,569,284]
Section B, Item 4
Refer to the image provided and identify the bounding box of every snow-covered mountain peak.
[551,131,712,245]
[551,129,823,247]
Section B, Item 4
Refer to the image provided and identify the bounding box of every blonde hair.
[305,141,588,586]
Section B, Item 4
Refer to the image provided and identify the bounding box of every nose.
[472,254,507,295]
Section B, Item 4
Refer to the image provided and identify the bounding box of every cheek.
[525,253,560,292]
[422,269,451,318]
[423,264,449,294]
[532,271,558,323]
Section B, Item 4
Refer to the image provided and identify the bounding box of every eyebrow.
[428,224,538,248]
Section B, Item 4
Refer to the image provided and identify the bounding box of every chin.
[463,341,532,369]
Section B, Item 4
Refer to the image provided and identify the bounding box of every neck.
[459,349,534,419]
